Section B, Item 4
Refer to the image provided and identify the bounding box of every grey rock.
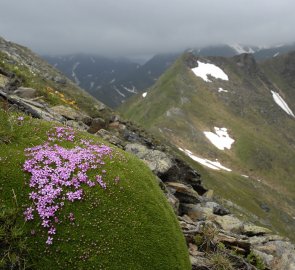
[95,129,124,148]
[190,255,213,270]
[14,87,37,99]
[125,143,173,175]
[66,120,88,131]
[242,224,272,236]
[215,233,251,253]
[251,240,295,270]
[0,74,9,88]
[87,117,106,134]
[53,76,66,84]
[204,201,219,209]
[259,202,271,212]
[0,90,64,122]
[166,182,202,204]
[213,215,244,233]
[252,249,274,268]
[50,105,86,120]
[82,115,93,126]
[180,204,213,221]
[213,205,230,216]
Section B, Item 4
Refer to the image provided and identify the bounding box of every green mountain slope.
[119,52,295,240]
[0,109,190,269]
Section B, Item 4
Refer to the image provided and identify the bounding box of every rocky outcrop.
[50,105,86,121]
[125,143,174,175]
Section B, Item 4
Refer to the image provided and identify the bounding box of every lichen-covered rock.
[14,87,37,99]
[0,73,9,88]
[213,215,244,233]
[242,224,272,236]
[96,129,124,148]
[50,105,86,120]
[180,204,212,221]
[66,120,89,131]
[125,143,173,175]
[253,240,295,270]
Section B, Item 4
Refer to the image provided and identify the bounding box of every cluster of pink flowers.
[47,126,75,142]
[23,127,113,245]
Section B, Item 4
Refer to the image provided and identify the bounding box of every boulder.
[50,105,85,120]
[0,90,64,122]
[0,74,9,88]
[252,249,274,268]
[125,143,173,175]
[53,76,66,84]
[125,143,149,159]
[213,215,244,233]
[242,224,272,236]
[215,233,251,253]
[253,240,295,270]
[213,205,230,216]
[180,204,212,221]
[14,87,37,99]
[96,129,124,148]
[87,117,106,134]
[190,255,213,270]
[166,182,202,204]
[66,120,89,131]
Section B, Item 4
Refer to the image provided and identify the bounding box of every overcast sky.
[0,0,294,57]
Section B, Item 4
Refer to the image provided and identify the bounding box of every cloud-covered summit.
[1,0,294,57]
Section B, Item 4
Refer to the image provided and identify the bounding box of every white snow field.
[271,91,294,117]
[204,127,235,150]
[191,61,229,82]
[178,148,232,172]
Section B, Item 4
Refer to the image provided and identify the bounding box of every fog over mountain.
[0,0,295,57]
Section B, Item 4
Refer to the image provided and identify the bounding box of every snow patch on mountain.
[113,86,125,97]
[230,44,255,54]
[271,91,295,117]
[178,148,232,171]
[273,52,280,57]
[218,87,228,93]
[72,62,80,85]
[204,127,235,150]
[191,61,229,82]
[122,85,137,94]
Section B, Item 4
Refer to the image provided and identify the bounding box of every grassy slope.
[259,51,295,107]
[0,108,190,270]
[119,54,295,240]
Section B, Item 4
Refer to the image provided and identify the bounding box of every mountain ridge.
[120,52,295,241]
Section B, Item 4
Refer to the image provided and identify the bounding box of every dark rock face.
[87,117,106,134]
[160,158,207,195]
[213,205,230,216]
[166,182,202,205]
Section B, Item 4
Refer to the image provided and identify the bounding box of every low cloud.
[0,0,294,56]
